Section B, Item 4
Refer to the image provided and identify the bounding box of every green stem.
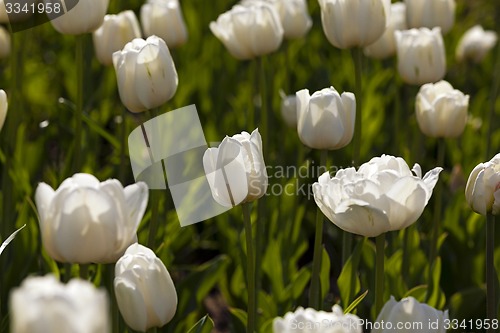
[342,48,363,268]
[429,139,445,267]
[258,56,268,153]
[106,263,120,333]
[73,35,84,172]
[486,213,496,331]
[119,107,127,183]
[243,203,256,333]
[485,38,500,160]
[309,150,328,309]
[147,190,161,249]
[375,233,385,314]
[146,328,158,333]
[401,227,410,284]
[350,47,363,166]
[248,60,256,129]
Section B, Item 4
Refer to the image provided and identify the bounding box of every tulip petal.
[115,277,148,332]
[35,182,55,225]
[331,204,391,237]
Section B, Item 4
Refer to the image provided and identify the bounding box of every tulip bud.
[0,26,10,59]
[415,80,469,138]
[210,3,283,60]
[405,0,456,34]
[0,89,7,132]
[280,94,298,128]
[141,0,188,48]
[273,305,362,333]
[318,0,391,49]
[465,153,500,216]
[364,2,407,59]
[35,173,149,264]
[456,25,498,63]
[273,0,312,39]
[10,275,110,333]
[93,10,141,66]
[113,36,178,113]
[395,27,446,85]
[313,155,442,237]
[114,243,177,332]
[296,87,355,150]
[373,296,449,333]
[203,129,268,207]
[45,0,109,35]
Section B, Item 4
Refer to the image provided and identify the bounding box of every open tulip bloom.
[313,155,442,237]
[35,173,149,264]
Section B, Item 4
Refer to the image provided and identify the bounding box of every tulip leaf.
[404,285,428,301]
[228,307,247,332]
[187,315,214,333]
[0,224,26,256]
[344,290,369,314]
[426,257,446,309]
[338,237,365,308]
[320,246,331,303]
[285,267,311,300]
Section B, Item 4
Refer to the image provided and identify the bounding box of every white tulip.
[395,27,446,85]
[210,2,283,60]
[416,80,469,138]
[364,2,407,59]
[273,305,362,333]
[465,153,500,216]
[10,275,110,333]
[405,0,455,34]
[296,87,355,150]
[113,36,178,113]
[280,94,298,128]
[114,243,177,332]
[46,0,109,35]
[0,26,10,59]
[373,296,449,333]
[0,89,7,132]
[35,173,149,263]
[141,0,188,48]
[313,155,442,237]
[272,0,312,39]
[456,25,498,63]
[203,128,268,207]
[318,0,391,49]
[93,10,141,66]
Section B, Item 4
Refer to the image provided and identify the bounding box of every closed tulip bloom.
[318,0,391,49]
[456,25,498,63]
[416,80,469,138]
[10,275,110,333]
[93,11,141,66]
[373,296,448,333]
[141,0,188,48]
[364,2,407,59]
[114,243,177,332]
[273,0,312,39]
[113,36,178,113]
[0,89,7,132]
[0,26,10,59]
[395,27,446,85]
[273,305,362,333]
[35,173,148,264]
[46,0,109,35]
[296,87,355,150]
[405,0,455,34]
[210,3,283,60]
[465,153,500,216]
[203,129,268,207]
[313,155,442,237]
[280,94,298,128]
